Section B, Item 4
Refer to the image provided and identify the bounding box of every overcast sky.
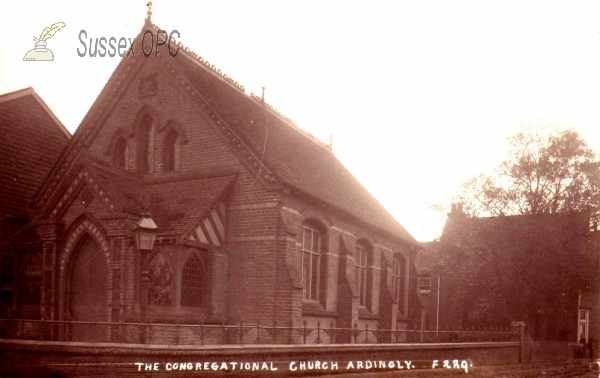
[1,1,599,241]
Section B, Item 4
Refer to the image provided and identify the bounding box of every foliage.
[436,126,600,340]
[455,126,600,223]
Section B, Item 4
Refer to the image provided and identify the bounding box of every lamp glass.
[135,215,158,251]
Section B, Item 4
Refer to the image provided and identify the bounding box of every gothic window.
[148,253,172,306]
[181,255,203,307]
[137,113,154,174]
[113,136,129,169]
[162,128,180,172]
[355,240,372,309]
[301,224,321,302]
[392,254,407,314]
[19,255,41,305]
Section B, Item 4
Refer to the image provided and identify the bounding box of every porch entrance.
[68,234,108,342]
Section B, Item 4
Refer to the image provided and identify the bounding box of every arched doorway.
[68,234,108,342]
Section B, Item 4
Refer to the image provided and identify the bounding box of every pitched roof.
[0,88,70,220]
[83,161,235,236]
[169,28,417,246]
[146,175,235,236]
[32,20,417,247]
[442,211,589,243]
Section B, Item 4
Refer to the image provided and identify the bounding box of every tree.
[436,212,593,340]
[434,126,600,340]
[456,126,600,222]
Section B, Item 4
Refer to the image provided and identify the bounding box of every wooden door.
[69,235,108,342]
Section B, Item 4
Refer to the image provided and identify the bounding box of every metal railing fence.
[0,317,519,346]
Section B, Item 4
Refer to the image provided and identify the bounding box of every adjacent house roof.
[0,88,70,221]
[441,209,590,247]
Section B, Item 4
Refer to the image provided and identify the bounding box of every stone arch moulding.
[297,208,333,235]
[56,214,111,320]
[133,104,159,137]
[354,229,378,247]
[106,127,131,155]
[160,119,188,144]
[288,207,331,251]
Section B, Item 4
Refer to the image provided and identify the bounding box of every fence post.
[256,320,261,344]
[511,321,526,363]
[315,321,322,344]
[200,322,204,345]
[222,322,226,344]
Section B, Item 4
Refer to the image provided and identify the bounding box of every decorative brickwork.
[1,18,420,344]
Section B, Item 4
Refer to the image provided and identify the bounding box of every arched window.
[148,253,172,306]
[181,255,203,307]
[162,128,180,172]
[113,136,129,169]
[355,240,372,309]
[137,113,154,174]
[392,254,407,314]
[301,223,323,301]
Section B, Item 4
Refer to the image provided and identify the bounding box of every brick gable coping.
[32,18,417,248]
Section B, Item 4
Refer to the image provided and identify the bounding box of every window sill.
[358,306,380,320]
[301,300,338,318]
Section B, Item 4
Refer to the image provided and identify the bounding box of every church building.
[0,15,420,344]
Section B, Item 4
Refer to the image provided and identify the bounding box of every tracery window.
[181,255,203,307]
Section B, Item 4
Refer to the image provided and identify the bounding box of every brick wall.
[0,339,528,377]
[8,51,421,345]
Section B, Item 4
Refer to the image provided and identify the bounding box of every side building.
[419,204,599,355]
[0,18,421,344]
[0,88,70,316]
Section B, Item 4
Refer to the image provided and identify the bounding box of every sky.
[1,1,600,241]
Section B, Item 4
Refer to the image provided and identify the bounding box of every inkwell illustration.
[23,22,66,61]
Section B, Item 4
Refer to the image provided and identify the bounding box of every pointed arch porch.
[57,215,113,341]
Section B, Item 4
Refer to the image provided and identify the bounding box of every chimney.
[448,202,466,219]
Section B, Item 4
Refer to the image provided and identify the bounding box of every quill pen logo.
[23,22,66,61]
